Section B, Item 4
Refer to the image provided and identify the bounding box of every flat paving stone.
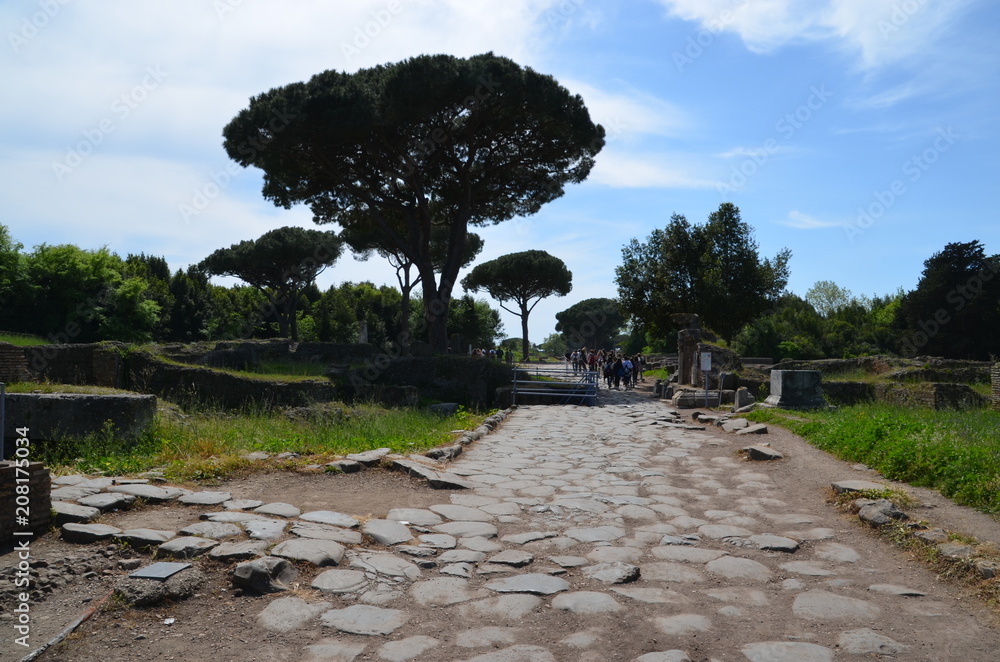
[346,448,392,466]
[52,501,101,524]
[641,562,706,584]
[321,604,408,636]
[792,590,881,621]
[351,552,421,581]
[61,522,122,544]
[831,479,887,494]
[115,528,176,548]
[433,521,499,539]
[501,531,557,545]
[202,511,267,523]
[256,596,331,633]
[698,524,753,539]
[377,636,441,662]
[106,484,181,502]
[244,518,288,540]
[650,546,728,563]
[487,549,534,567]
[582,562,640,584]
[223,499,264,510]
[868,583,927,597]
[548,556,588,568]
[705,556,773,582]
[178,490,232,506]
[457,595,543,620]
[455,626,519,648]
[742,642,834,662]
[409,577,489,606]
[386,508,443,526]
[292,523,364,545]
[158,536,218,558]
[312,569,369,595]
[271,539,346,566]
[484,573,569,595]
[209,540,269,561]
[780,561,835,576]
[837,628,908,655]
[611,586,691,605]
[455,645,556,662]
[746,534,799,552]
[363,519,414,546]
[253,502,301,518]
[77,492,136,511]
[51,486,101,501]
[417,533,456,549]
[651,613,712,636]
[564,525,626,542]
[814,542,860,563]
[429,504,494,522]
[299,510,360,528]
[552,591,623,614]
[180,521,242,539]
[635,652,692,662]
[300,638,366,661]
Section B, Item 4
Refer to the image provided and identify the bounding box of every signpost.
[700,352,712,408]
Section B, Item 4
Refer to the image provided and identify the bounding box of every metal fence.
[511,364,599,406]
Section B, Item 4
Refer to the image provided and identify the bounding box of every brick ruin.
[993,363,1000,412]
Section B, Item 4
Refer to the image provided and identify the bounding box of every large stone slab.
[312,569,369,595]
[552,591,623,614]
[115,528,176,548]
[179,521,242,539]
[387,508,443,526]
[61,522,122,544]
[77,492,136,512]
[232,556,297,593]
[351,552,421,581]
[244,518,287,541]
[762,370,826,409]
[299,510,359,528]
[346,448,392,466]
[178,491,232,506]
[792,590,880,621]
[291,523,363,545]
[271,539,346,566]
[256,596,330,633]
[484,574,569,595]
[107,484,184,503]
[52,501,101,524]
[429,504,493,522]
[158,536,218,558]
[742,642,834,662]
[409,577,489,606]
[433,521,499,539]
[363,519,414,546]
[209,540,269,561]
[253,502,301,518]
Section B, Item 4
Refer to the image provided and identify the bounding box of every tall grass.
[748,404,1000,512]
[39,404,489,482]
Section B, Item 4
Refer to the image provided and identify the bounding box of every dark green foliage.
[554,297,625,350]
[462,250,572,358]
[199,226,343,342]
[616,204,790,342]
[895,240,1000,359]
[222,53,603,352]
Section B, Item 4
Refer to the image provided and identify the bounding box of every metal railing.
[511,364,599,406]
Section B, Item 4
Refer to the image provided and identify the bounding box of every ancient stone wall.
[0,342,30,383]
[2,393,157,449]
[0,461,50,545]
[993,364,1000,412]
[823,381,985,410]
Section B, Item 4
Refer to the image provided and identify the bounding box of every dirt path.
[4,384,1000,661]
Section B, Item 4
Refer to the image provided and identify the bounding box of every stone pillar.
[358,320,368,344]
[672,313,701,386]
[992,363,1000,412]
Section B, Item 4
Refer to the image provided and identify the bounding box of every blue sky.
[3,0,997,344]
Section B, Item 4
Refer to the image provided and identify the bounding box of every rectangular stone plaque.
[129,562,191,580]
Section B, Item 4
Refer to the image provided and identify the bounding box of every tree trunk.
[520,303,530,361]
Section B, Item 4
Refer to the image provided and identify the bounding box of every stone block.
[763,370,826,409]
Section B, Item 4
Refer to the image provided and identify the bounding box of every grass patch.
[3,382,131,395]
[747,404,1000,513]
[255,360,330,377]
[0,331,49,346]
[644,368,671,381]
[39,404,492,482]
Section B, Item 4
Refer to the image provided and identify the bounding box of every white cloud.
[779,210,844,229]
[561,79,691,139]
[590,151,719,189]
[657,0,973,70]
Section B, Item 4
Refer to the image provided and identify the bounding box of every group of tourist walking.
[565,348,646,390]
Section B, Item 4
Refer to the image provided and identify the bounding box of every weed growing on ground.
[748,404,1000,513]
[38,403,492,482]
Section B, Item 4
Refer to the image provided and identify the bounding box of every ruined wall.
[0,461,50,545]
[0,342,30,383]
[992,363,1000,412]
[2,393,157,449]
[823,381,986,410]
